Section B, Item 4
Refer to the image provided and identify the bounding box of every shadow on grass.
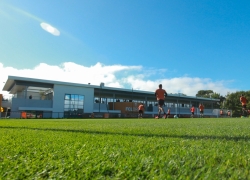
[0,126,249,142]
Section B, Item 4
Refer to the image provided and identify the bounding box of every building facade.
[2,76,220,118]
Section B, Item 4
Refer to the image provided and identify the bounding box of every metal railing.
[0,110,224,119]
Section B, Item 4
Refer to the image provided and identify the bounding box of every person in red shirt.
[199,103,204,118]
[138,103,144,119]
[190,105,195,118]
[240,94,248,116]
[155,84,168,119]
[240,94,247,108]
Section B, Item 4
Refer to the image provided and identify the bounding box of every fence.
[0,109,224,119]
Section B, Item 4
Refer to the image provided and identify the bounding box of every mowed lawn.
[1,117,250,179]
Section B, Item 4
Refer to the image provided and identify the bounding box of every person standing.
[167,108,171,118]
[199,103,204,118]
[227,110,231,118]
[190,105,195,118]
[240,94,248,116]
[220,109,224,117]
[155,84,168,119]
[138,103,144,119]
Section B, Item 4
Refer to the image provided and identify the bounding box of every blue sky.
[0,0,249,97]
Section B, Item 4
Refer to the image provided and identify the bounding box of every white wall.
[52,84,94,118]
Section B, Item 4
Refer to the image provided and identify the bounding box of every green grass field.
[1,118,250,179]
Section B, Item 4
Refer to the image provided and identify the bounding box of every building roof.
[2,76,220,103]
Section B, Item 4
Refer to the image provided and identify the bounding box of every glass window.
[65,94,71,100]
[64,104,70,109]
[79,95,84,101]
[64,94,84,118]
[64,99,70,104]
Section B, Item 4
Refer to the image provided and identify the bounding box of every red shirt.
[240,96,247,105]
[138,105,144,111]
[199,104,204,111]
[155,89,166,100]
[190,107,195,112]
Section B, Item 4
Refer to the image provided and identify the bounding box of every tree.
[196,90,225,109]
[224,91,250,117]
[196,90,214,98]
[196,90,250,117]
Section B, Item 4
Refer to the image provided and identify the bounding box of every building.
[2,76,220,118]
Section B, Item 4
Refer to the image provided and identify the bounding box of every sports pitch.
[0,118,250,179]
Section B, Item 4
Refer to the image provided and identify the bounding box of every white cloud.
[0,62,237,98]
[40,22,60,36]
[123,76,236,96]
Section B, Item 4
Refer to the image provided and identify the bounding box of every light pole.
[132,88,133,117]
[99,85,101,113]
[99,83,104,113]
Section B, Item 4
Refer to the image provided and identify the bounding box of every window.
[64,94,84,118]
